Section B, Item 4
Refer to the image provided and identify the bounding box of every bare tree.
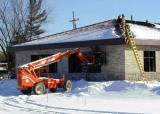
[0,0,27,70]
[0,0,47,70]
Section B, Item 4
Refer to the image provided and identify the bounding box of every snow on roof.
[154,23,160,32]
[129,23,160,40]
[13,19,160,48]
[14,19,121,47]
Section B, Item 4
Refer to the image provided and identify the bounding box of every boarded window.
[144,51,156,72]
[68,53,102,73]
[31,55,58,73]
[84,53,101,73]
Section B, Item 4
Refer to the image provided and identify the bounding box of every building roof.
[9,18,160,51]
[129,23,160,40]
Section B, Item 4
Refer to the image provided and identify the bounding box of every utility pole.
[69,11,79,29]
[131,15,133,21]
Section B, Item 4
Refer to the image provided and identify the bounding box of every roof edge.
[8,38,125,52]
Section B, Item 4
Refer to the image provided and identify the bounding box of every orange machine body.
[17,48,88,91]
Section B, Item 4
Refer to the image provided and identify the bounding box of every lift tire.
[50,88,57,92]
[21,88,32,95]
[64,80,72,91]
[33,82,45,95]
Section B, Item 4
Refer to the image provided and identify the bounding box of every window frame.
[143,51,156,72]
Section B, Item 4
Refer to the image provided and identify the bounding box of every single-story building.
[9,17,160,81]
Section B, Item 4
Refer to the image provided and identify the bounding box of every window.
[68,52,102,73]
[31,54,58,73]
[144,51,156,72]
[84,53,101,73]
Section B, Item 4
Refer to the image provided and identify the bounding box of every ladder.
[81,63,88,73]
[119,15,147,81]
[81,62,90,81]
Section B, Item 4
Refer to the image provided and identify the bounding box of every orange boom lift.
[17,48,88,95]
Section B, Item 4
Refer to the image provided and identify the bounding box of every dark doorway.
[69,54,82,73]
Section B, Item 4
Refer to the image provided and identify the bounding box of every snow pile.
[71,79,160,97]
[71,79,107,96]
[129,23,160,40]
[0,79,160,97]
[1,79,160,114]
[104,81,148,91]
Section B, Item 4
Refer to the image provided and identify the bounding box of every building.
[9,17,160,81]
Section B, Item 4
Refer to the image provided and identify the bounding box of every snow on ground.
[0,79,160,114]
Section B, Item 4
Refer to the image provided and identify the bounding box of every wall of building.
[15,47,97,79]
[15,45,126,81]
[15,45,160,81]
[101,45,125,80]
[125,45,160,80]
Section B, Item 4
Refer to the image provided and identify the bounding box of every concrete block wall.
[16,49,57,67]
[125,45,160,80]
[15,45,160,81]
[15,45,126,81]
[101,45,125,80]
[15,47,95,79]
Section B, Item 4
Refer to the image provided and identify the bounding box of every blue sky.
[43,0,160,36]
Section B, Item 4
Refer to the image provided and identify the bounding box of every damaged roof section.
[9,18,160,51]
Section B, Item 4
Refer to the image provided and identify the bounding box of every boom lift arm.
[18,48,87,71]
